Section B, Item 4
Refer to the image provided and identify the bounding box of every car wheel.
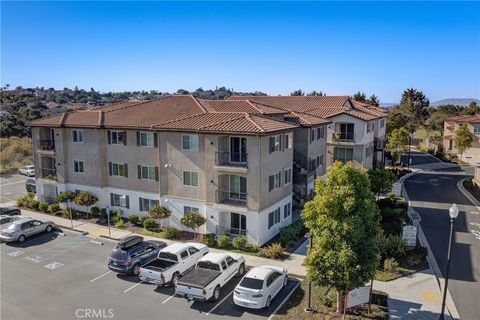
[171,272,179,287]
[237,263,245,277]
[46,225,53,233]
[18,235,25,243]
[213,286,221,301]
[265,296,271,309]
[133,263,141,275]
[283,275,288,287]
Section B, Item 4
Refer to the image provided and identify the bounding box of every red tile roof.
[445,114,480,124]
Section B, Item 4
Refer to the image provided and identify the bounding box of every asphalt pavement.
[0,173,29,204]
[403,152,480,320]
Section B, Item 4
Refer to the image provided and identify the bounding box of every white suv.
[19,165,35,177]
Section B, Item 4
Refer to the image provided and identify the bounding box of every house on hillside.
[443,114,480,165]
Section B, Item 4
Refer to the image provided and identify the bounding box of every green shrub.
[99,208,107,219]
[39,202,49,213]
[110,210,122,224]
[62,209,77,219]
[31,200,40,210]
[203,233,217,247]
[161,227,180,239]
[16,193,34,207]
[383,258,399,273]
[232,237,249,251]
[249,244,259,253]
[140,215,149,225]
[49,203,60,214]
[57,191,74,203]
[90,206,100,217]
[319,288,337,308]
[216,234,230,248]
[260,242,284,259]
[279,220,304,246]
[143,218,157,231]
[384,234,407,259]
[114,219,125,228]
[128,214,139,225]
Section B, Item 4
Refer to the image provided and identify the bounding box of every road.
[1,227,298,320]
[0,173,29,204]
[403,152,480,320]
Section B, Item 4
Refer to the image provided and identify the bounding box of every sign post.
[67,199,73,229]
[402,225,417,247]
[392,182,402,197]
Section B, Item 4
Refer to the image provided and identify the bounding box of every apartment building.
[443,114,480,165]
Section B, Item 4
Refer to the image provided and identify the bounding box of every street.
[0,173,28,204]
[403,152,480,320]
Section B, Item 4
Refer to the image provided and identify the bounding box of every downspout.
[258,134,261,246]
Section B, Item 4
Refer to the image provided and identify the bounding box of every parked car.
[233,265,288,309]
[107,235,167,275]
[0,217,55,242]
[0,207,21,216]
[25,178,36,193]
[139,242,208,286]
[18,165,35,177]
[175,252,245,302]
[0,215,21,229]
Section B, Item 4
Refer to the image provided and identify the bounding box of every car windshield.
[158,252,178,261]
[110,249,126,260]
[26,166,34,169]
[239,277,264,290]
[197,261,220,271]
[7,224,19,231]
[27,179,35,183]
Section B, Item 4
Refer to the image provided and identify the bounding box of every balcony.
[332,132,355,142]
[216,190,247,207]
[36,139,55,155]
[215,152,248,173]
[215,225,247,237]
[293,150,317,174]
[39,168,57,180]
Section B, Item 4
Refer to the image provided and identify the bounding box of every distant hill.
[431,98,480,106]
[380,102,397,108]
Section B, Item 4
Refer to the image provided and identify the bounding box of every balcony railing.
[215,152,248,167]
[216,189,247,206]
[215,225,247,237]
[40,168,57,180]
[37,140,55,151]
[332,132,355,142]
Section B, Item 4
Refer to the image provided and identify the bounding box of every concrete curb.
[99,234,121,241]
[457,178,480,207]
[401,171,460,320]
[56,225,89,236]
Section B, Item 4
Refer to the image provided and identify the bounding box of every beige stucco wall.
[444,121,480,165]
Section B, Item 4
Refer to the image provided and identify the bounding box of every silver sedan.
[0,217,55,242]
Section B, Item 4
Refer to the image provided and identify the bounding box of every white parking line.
[267,281,301,320]
[162,293,176,304]
[124,281,144,293]
[90,271,112,282]
[205,291,233,316]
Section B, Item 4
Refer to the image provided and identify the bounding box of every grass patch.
[375,247,429,282]
[0,136,33,174]
[272,280,388,320]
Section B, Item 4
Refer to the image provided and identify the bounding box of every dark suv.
[108,236,166,275]
[0,207,21,216]
[25,178,36,193]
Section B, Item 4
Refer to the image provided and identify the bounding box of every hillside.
[431,98,480,106]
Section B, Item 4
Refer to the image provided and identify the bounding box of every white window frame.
[111,162,126,177]
[183,171,199,187]
[274,172,281,189]
[268,207,281,229]
[72,130,83,143]
[474,124,480,134]
[139,198,158,212]
[112,193,128,208]
[283,167,292,185]
[284,202,291,219]
[380,119,385,128]
[270,135,282,153]
[184,206,200,215]
[140,132,154,147]
[311,128,317,142]
[284,133,293,150]
[182,134,198,151]
[110,130,125,145]
[73,160,84,173]
[140,165,156,180]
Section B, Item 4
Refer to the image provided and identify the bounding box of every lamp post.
[304,232,314,314]
[67,199,73,229]
[407,130,412,170]
[439,203,459,320]
[106,205,111,238]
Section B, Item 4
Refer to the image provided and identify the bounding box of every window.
[221,260,228,270]
[226,256,235,267]
[380,119,385,128]
[339,123,355,140]
[316,154,324,167]
[109,162,128,177]
[367,123,371,133]
[269,135,282,153]
[229,175,247,200]
[182,134,198,151]
[111,193,129,208]
[311,129,316,142]
[139,197,159,212]
[139,132,155,147]
[73,160,84,173]
[184,206,200,214]
[284,167,292,185]
[268,172,281,192]
[138,165,157,180]
[317,127,325,139]
[183,171,199,187]
[108,130,126,145]
[284,202,291,218]
[180,250,189,260]
[474,124,480,134]
[72,130,83,143]
[284,133,293,150]
[334,147,354,163]
[268,207,281,229]
[188,247,199,255]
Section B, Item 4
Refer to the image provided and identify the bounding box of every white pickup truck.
[175,252,245,301]
[139,242,208,286]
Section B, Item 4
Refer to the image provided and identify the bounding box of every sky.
[1,1,479,103]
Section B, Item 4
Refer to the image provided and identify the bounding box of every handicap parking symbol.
[45,261,63,270]
[8,250,24,257]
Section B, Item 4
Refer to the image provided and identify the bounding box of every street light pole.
[407,131,412,170]
[439,204,459,320]
[106,205,111,238]
[304,232,314,314]
[67,199,73,229]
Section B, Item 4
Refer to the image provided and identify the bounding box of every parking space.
[1,229,299,320]
[0,173,28,204]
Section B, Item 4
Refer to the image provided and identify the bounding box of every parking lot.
[0,173,28,204]
[1,226,299,320]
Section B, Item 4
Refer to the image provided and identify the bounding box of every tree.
[307,90,326,96]
[302,162,381,313]
[181,213,206,239]
[399,88,430,130]
[453,124,473,160]
[73,191,98,219]
[149,205,171,226]
[426,111,448,132]
[386,128,409,164]
[352,91,366,102]
[290,89,305,96]
[176,89,190,95]
[460,101,480,116]
[367,169,396,199]
[367,94,380,107]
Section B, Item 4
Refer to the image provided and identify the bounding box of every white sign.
[392,182,402,197]
[347,286,370,308]
[403,225,417,247]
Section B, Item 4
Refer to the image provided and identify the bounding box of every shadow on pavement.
[388,298,447,320]
[3,230,60,248]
